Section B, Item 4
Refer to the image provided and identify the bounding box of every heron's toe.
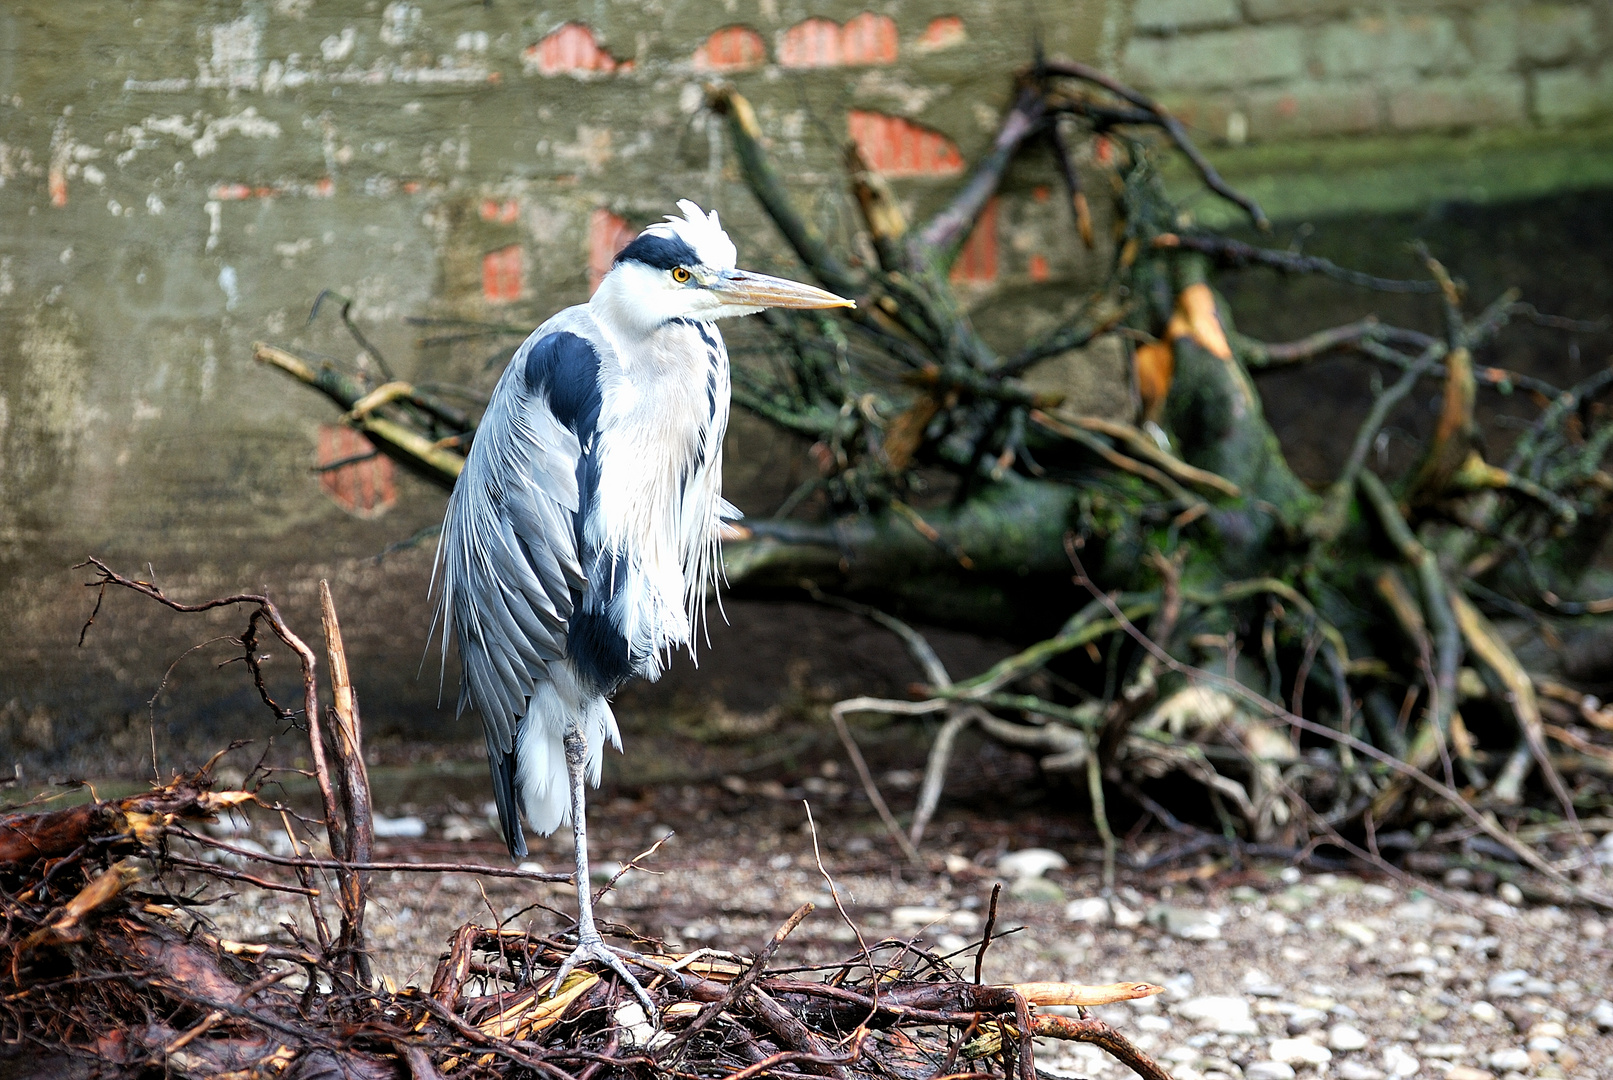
[552,931,658,1020]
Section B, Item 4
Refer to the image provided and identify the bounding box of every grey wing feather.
[434,324,593,762]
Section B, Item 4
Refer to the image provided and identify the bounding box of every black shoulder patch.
[614,232,699,272]
[523,331,603,440]
[568,609,635,695]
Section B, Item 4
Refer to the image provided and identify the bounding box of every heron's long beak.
[713,269,855,310]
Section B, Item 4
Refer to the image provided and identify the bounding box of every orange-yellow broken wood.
[1167,282,1233,361]
[21,860,141,950]
[1134,283,1236,419]
[883,394,942,470]
[1134,341,1174,420]
[1012,981,1164,1006]
[478,971,599,1040]
[1073,191,1094,248]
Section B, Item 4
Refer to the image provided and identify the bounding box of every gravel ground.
[198,784,1613,1080]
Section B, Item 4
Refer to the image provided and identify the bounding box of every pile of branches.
[255,62,1613,904]
[0,561,1174,1079]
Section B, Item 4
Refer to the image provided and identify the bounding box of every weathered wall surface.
[0,1,1610,774]
[0,0,1110,771]
[1127,0,1613,140]
[1126,0,1613,220]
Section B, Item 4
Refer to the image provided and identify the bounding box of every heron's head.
[592,200,853,336]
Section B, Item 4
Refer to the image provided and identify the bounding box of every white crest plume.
[643,199,738,271]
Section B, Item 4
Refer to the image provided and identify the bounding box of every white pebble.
[1337,1062,1386,1080]
[1064,897,1110,924]
[1497,881,1524,905]
[1286,1008,1327,1035]
[371,813,427,838]
[1591,998,1613,1029]
[1176,996,1258,1035]
[996,847,1066,879]
[1485,970,1530,998]
[1244,1062,1296,1080]
[1333,919,1378,946]
[1381,1044,1420,1078]
[1329,1023,1369,1051]
[1470,1001,1501,1023]
[890,906,949,927]
[1487,1048,1532,1071]
[1113,901,1144,927]
[1241,968,1284,997]
[1269,1038,1331,1065]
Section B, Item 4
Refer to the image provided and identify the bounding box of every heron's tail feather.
[515,673,622,837]
[487,738,529,858]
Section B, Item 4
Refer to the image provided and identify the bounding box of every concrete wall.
[1,0,1611,774]
[1124,0,1613,221]
[1125,0,1613,141]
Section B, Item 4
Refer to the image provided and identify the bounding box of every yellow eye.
[671,267,691,283]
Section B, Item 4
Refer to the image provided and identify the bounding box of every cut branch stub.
[254,342,465,490]
[319,579,375,986]
[1406,346,1477,505]
[845,141,910,273]
[707,87,863,301]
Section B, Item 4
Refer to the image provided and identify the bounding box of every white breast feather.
[589,320,731,674]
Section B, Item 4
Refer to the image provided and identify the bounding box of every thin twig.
[973,883,1001,986]
[1040,60,1269,229]
[666,903,814,1053]
[829,702,927,866]
[1154,233,1440,292]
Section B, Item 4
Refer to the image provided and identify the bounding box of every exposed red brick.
[840,13,898,65]
[1028,253,1050,282]
[693,25,767,72]
[916,15,966,52]
[317,425,396,518]
[48,167,66,207]
[847,111,964,177]
[778,17,841,67]
[948,197,998,284]
[527,23,618,77]
[1094,135,1114,165]
[1033,185,1051,202]
[480,199,519,223]
[208,183,283,201]
[483,244,525,303]
[589,209,636,293]
[779,14,897,67]
[314,176,335,197]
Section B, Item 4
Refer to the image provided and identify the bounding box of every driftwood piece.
[0,781,250,866]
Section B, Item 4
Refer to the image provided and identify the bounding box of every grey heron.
[435,201,853,1004]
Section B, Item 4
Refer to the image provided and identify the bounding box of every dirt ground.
[187,768,1613,1080]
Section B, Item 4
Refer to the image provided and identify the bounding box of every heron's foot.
[552,929,657,1018]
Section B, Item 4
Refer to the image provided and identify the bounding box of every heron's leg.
[550,720,656,1016]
